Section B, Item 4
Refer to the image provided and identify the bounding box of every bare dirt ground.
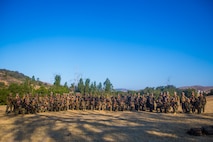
[0,96,213,142]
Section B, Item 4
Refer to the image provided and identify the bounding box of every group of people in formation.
[5,91,206,115]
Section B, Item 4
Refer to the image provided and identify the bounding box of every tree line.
[0,75,113,105]
[0,74,212,105]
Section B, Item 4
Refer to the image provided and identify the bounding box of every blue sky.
[0,0,213,90]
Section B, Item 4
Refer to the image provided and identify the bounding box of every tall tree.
[77,78,84,94]
[70,83,75,93]
[90,82,94,94]
[103,78,113,93]
[84,78,90,95]
[93,81,97,95]
[54,75,61,86]
[97,82,102,92]
[32,75,35,82]
[64,82,68,88]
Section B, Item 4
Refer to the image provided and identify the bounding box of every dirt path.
[0,96,213,142]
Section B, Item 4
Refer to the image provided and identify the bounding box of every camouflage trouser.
[6,104,13,114]
[149,103,154,112]
[113,104,119,111]
[201,104,206,113]
[140,104,146,111]
[106,104,112,111]
[101,104,106,111]
[156,104,163,113]
[119,104,125,111]
[90,104,94,110]
[98,103,102,110]
[135,104,139,111]
[70,103,75,110]
[14,106,25,114]
[181,103,186,113]
[81,103,86,111]
[191,102,196,113]
[76,103,80,110]
[164,103,170,113]
[172,104,178,113]
[49,104,54,111]
[171,102,178,113]
[197,107,202,114]
[185,102,191,113]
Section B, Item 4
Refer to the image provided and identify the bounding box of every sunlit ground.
[0,96,213,142]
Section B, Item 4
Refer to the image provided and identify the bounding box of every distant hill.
[0,69,50,87]
[0,69,30,86]
[179,85,213,93]
[115,88,128,92]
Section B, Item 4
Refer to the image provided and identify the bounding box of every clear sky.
[0,0,213,90]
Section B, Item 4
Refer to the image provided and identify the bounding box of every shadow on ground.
[1,110,213,142]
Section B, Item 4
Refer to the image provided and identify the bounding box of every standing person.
[148,93,155,112]
[184,98,191,113]
[201,93,207,113]
[197,93,203,114]
[190,91,196,113]
[6,93,13,114]
[198,92,206,113]
[180,92,186,113]
[171,92,179,114]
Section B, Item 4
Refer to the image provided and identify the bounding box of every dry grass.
[0,96,213,142]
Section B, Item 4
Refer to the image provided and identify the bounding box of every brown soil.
[0,96,213,142]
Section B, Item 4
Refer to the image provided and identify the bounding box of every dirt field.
[0,96,213,142]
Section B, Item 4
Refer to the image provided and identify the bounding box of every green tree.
[0,82,5,88]
[36,85,48,95]
[54,75,61,86]
[64,82,68,88]
[77,78,84,94]
[97,82,102,92]
[0,88,9,105]
[32,75,36,82]
[8,83,21,94]
[70,83,75,93]
[90,82,94,94]
[84,78,90,95]
[93,81,97,95]
[103,78,113,93]
[142,87,155,94]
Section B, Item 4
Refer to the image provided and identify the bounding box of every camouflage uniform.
[171,92,179,113]
[6,94,13,114]
[180,92,186,113]
[184,98,191,113]
[190,92,196,113]
[148,94,155,112]
[156,94,163,113]
[202,95,206,113]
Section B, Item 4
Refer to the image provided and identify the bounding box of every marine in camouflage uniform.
[101,98,106,111]
[80,98,86,111]
[148,93,155,112]
[171,92,179,114]
[14,94,22,115]
[201,94,206,113]
[180,92,186,113]
[106,98,112,111]
[139,95,147,111]
[190,92,196,113]
[6,93,13,114]
[184,98,191,113]
[196,93,205,114]
[156,93,163,113]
